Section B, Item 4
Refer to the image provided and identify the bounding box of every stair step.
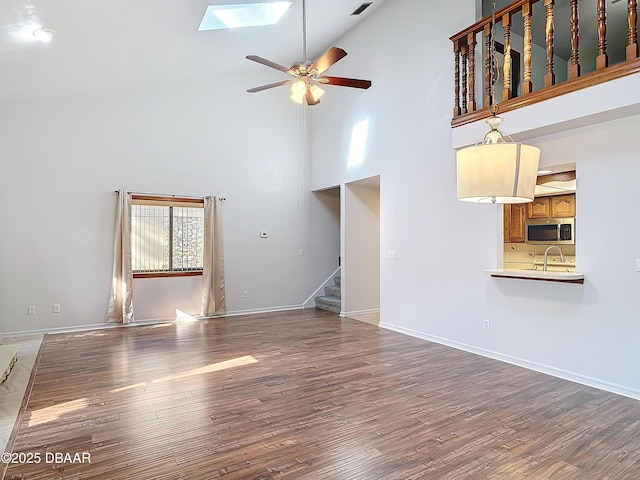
[324,285,341,298]
[0,345,18,384]
[314,296,341,314]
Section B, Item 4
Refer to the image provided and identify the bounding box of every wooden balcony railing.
[450,0,640,127]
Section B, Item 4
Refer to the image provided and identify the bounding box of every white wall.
[309,187,341,273]
[482,114,640,396]
[310,0,640,398]
[0,72,339,333]
[343,179,380,315]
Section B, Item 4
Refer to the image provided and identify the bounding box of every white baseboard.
[2,322,124,338]
[223,304,304,317]
[341,308,380,317]
[379,322,640,401]
[2,306,306,338]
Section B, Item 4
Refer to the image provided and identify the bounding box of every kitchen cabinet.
[551,194,576,218]
[503,205,510,242]
[504,204,526,243]
[528,197,550,219]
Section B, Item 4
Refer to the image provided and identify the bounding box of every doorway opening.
[343,176,380,325]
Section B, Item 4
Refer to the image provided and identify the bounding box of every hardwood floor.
[3,309,640,479]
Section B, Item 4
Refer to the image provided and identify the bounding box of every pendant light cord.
[489,0,500,116]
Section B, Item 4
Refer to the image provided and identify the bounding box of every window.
[131,195,204,278]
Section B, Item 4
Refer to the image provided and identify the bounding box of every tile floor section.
[0,336,43,453]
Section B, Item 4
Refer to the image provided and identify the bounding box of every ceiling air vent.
[351,2,372,15]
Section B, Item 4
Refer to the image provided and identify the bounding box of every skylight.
[198,2,292,31]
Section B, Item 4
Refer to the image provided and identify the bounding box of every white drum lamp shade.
[456,116,540,204]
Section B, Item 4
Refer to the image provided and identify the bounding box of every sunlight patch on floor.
[29,355,259,426]
[28,398,89,427]
[152,355,258,383]
[110,355,259,394]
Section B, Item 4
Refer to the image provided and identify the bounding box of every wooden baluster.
[502,13,512,101]
[453,40,461,117]
[628,0,638,60]
[569,0,580,78]
[461,43,468,114]
[484,24,491,108]
[467,32,477,112]
[596,0,608,69]
[544,0,556,87]
[523,2,533,94]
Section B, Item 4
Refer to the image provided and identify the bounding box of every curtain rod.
[114,190,226,201]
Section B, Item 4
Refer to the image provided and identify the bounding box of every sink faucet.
[544,246,565,271]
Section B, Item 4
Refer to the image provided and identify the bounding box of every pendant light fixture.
[456,0,540,204]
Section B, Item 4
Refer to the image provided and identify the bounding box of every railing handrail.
[452,57,640,127]
[449,0,540,43]
[450,0,640,126]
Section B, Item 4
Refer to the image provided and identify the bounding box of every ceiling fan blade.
[309,47,347,75]
[247,80,294,93]
[317,76,372,89]
[245,55,291,73]
[305,88,321,106]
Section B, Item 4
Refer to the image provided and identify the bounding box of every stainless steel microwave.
[526,218,575,245]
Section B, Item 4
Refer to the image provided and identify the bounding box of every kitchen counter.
[485,268,584,284]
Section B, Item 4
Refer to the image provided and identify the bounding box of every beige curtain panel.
[201,196,226,317]
[107,189,134,324]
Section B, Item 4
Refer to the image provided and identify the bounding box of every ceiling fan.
[245,0,372,106]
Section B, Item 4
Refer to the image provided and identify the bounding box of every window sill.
[133,271,203,279]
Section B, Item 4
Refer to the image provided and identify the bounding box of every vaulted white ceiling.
[0,0,388,104]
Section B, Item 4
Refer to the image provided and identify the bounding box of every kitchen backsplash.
[504,243,576,266]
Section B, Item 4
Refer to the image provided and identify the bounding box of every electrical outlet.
[243,291,248,298]
[53,304,61,313]
[298,249,304,256]
[483,319,490,330]
[28,306,36,315]
[387,250,397,259]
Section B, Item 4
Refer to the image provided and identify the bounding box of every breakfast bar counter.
[484,269,585,284]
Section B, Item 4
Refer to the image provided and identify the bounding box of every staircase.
[315,274,341,314]
[0,344,18,384]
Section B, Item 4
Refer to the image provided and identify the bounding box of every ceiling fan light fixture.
[290,80,306,103]
[309,84,325,102]
[245,0,371,104]
[290,81,324,104]
[292,80,306,95]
